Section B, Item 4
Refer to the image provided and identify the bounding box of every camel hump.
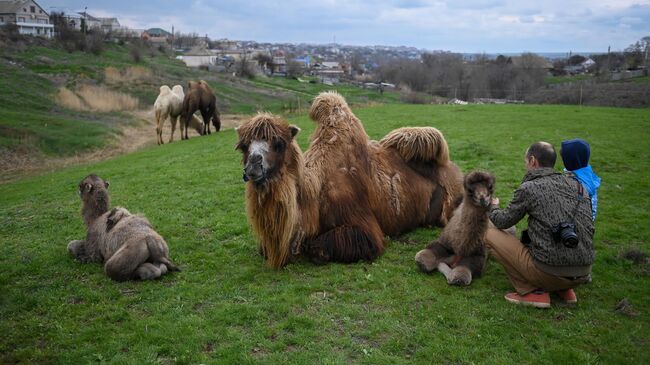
[379,127,450,166]
[309,91,350,125]
[159,85,171,95]
[171,85,184,96]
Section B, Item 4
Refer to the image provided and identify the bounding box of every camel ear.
[104,181,110,189]
[289,125,300,139]
[84,183,93,193]
[235,125,243,138]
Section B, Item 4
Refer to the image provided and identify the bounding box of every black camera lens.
[560,228,579,248]
[553,222,579,248]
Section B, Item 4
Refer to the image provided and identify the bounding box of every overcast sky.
[42,0,650,53]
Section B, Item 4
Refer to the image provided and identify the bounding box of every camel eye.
[238,142,249,152]
[272,139,286,152]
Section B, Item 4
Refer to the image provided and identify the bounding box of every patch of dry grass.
[56,85,140,112]
[104,66,152,85]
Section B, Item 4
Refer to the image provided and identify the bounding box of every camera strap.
[569,179,585,223]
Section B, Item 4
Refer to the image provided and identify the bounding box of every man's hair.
[526,141,556,168]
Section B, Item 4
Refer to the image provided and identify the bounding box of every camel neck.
[82,192,110,228]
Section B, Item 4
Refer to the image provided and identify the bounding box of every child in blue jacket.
[561,139,601,221]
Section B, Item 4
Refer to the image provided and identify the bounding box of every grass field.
[1,103,649,364]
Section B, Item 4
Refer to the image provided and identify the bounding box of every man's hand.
[491,197,500,206]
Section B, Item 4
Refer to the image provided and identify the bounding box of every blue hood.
[569,165,601,196]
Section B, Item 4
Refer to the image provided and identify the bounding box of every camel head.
[78,174,110,227]
[463,171,495,208]
[236,113,300,186]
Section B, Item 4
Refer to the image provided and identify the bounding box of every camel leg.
[437,262,454,280]
[415,239,453,273]
[447,254,486,286]
[104,241,149,281]
[159,111,170,145]
[201,110,211,135]
[182,116,188,140]
[67,239,89,262]
[155,118,163,145]
[134,263,163,280]
[169,116,178,143]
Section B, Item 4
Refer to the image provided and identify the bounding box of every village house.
[77,11,100,30]
[179,45,217,67]
[271,56,287,74]
[312,61,346,83]
[51,9,82,31]
[0,0,53,37]
[141,27,171,45]
[99,17,120,33]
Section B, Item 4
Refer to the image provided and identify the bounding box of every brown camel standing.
[180,80,221,139]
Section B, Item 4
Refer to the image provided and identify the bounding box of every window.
[19,17,25,22]
[31,6,36,13]
[0,17,4,23]
[37,28,40,34]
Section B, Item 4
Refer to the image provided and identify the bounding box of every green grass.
[2,99,649,364]
[545,74,592,85]
[626,76,650,84]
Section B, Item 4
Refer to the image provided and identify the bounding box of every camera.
[552,222,579,248]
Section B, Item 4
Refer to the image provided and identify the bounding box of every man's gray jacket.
[489,168,595,277]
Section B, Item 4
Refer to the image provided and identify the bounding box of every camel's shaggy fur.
[415,170,495,286]
[237,91,463,269]
[154,85,204,145]
[67,174,179,281]
[181,80,221,139]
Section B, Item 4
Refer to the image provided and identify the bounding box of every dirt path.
[0,109,248,184]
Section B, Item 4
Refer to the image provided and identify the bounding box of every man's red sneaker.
[555,289,577,304]
[504,291,551,308]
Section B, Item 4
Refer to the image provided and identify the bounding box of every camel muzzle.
[244,156,266,183]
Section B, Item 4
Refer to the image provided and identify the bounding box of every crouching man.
[487,141,594,308]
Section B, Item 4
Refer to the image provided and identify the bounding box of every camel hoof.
[415,249,438,273]
[448,266,472,286]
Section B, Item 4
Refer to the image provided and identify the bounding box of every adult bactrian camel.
[154,85,204,144]
[181,80,221,139]
[236,91,463,269]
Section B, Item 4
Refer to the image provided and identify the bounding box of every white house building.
[0,0,53,38]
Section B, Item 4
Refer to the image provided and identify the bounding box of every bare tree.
[286,60,304,79]
[236,53,256,79]
[253,53,273,71]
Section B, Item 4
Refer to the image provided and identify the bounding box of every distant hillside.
[0,39,399,180]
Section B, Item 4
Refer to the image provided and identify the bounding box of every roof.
[146,28,171,37]
[185,45,212,56]
[321,61,340,68]
[0,0,48,15]
[77,12,100,21]
[100,17,119,26]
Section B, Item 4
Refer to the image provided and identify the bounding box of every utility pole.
[171,25,174,51]
[579,84,583,107]
[83,6,88,35]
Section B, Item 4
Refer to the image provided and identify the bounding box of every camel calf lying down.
[68,174,179,281]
